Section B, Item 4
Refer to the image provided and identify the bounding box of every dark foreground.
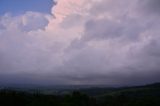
[0,83,160,106]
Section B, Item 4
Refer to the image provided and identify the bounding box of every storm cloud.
[0,0,160,86]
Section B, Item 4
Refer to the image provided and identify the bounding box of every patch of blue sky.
[0,0,54,15]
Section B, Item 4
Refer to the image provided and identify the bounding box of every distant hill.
[76,82,160,96]
[94,82,160,106]
[0,82,160,106]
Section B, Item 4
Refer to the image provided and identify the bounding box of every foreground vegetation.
[0,83,160,106]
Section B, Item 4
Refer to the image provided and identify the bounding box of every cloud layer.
[0,0,160,86]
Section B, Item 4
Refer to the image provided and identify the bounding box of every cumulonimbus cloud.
[0,0,160,86]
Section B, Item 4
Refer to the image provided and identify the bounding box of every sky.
[0,0,160,86]
[0,0,53,15]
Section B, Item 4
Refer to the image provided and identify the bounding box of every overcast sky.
[0,0,160,86]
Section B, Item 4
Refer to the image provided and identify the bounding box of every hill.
[0,82,160,106]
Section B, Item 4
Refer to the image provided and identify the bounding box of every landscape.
[0,82,160,106]
[1,0,160,105]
